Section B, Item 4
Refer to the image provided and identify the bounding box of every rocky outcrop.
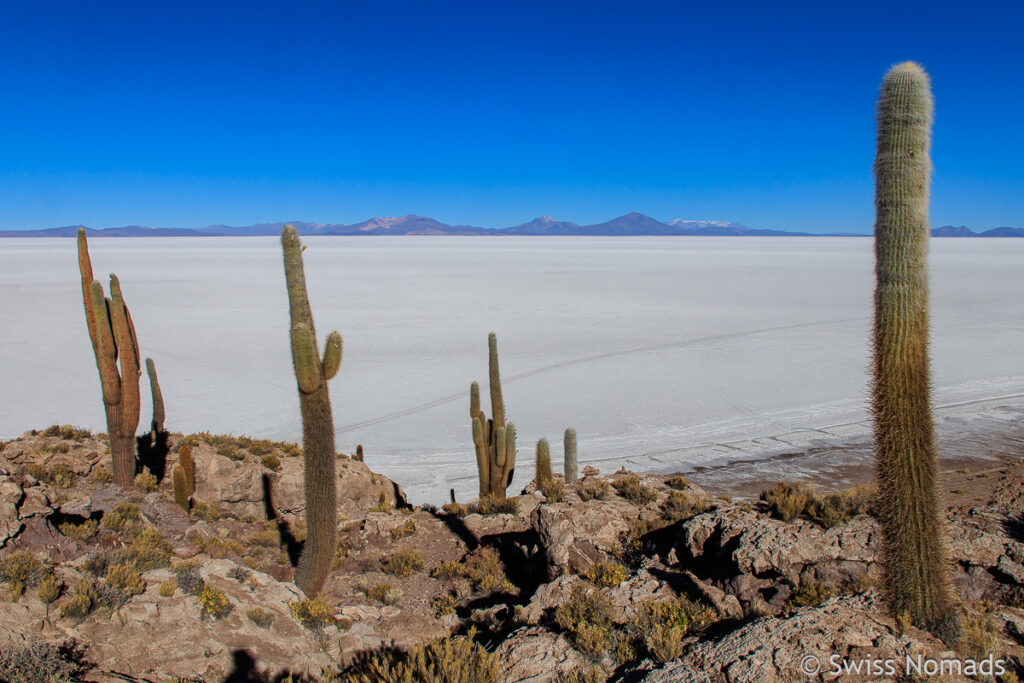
[497,626,588,682]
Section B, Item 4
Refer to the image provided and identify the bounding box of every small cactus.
[564,428,577,484]
[136,357,170,482]
[178,445,195,495]
[535,438,552,488]
[77,229,141,487]
[172,465,190,512]
[470,333,517,498]
[871,61,951,630]
[282,225,341,596]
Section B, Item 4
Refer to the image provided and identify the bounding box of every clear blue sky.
[1,1,1021,233]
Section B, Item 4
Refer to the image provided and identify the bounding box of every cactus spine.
[77,229,142,487]
[535,438,552,488]
[282,225,341,596]
[872,62,950,629]
[564,428,577,484]
[470,333,517,498]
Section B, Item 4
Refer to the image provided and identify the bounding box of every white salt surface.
[1,236,1022,504]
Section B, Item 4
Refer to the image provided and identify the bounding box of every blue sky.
[1,1,1021,233]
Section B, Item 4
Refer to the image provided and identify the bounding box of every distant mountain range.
[1,214,1020,238]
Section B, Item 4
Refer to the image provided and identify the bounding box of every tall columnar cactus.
[77,229,142,487]
[535,438,552,488]
[564,428,577,484]
[282,225,342,596]
[872,61,951,629]
[470,333,517,498]
[146,358,165,433]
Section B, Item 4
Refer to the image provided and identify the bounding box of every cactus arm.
[145,358,165,433]
[77,230,100,359]
[487,332,505,428]
[108,275,141,438]
[504,422,517,491]
[472,417,490,497]
[322,331,342,380]
[89,284,121,406]
[470,381,481,418]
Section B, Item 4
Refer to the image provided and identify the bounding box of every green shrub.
[133,472,158,492]
[554,585,615,655]
[633,597,716,662]
[289,595,335,631]
[367,582,402,605]
[260,453,282,471]
[247,607,276,628]
[0,551,47,596]
[661,490,710,523]
[760,481,815,522]
[578,480,610,501]
[58,580,99,620]
[58,519,98,541]
[612,475,657,505]
[787,581,836,610]
[584,561,629,587]
[339,627,497,682]
[541,480,565,503]
[36,574,63,604]
[381,548,425,577]
[196,585,232,620]
[389,520,416,540]
[117,529,172,571]
[664,475,691,491]
[104,563,145,596]
[470,495,519,515]
[432,593,458,616]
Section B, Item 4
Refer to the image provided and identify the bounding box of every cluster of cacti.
[564,428,577,483]
[871,61,951,630]
[172,445,195,512]
[534,438,552,488]
[470,333,517,498]
[281,225,342,596]
[77,229,143,487]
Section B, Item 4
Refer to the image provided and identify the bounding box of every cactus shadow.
[135,425,170,483]
[261,474,303,567]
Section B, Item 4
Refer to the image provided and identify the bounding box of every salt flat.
[2,236,1022,503]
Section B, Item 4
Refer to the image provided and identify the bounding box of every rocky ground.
[1,426,1024,682]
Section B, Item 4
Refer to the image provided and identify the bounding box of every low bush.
[554,585,615,655]
[612,475,657,505]
[431,593,458,617]
[36,574,63,604]
[104,563,145,596]
[578,480,610,501]
[389,520,416,540]
[290,595,335,632]
[133,472,158,492]
[584,561,629,587]
[786,581,836,610]
[58,519,98,541]
[661,490,711,523]
[470,495,519,515]
[0,637,90,683]
[0,550,47,596]
[196,585,232,620]
[58,580,99,620]
[247,607,276,628]
[367,582,402,605]
[381,548,425,578]
[339,627,497,682]
[173,561,205,596]
[664,475,691,491]
[541,479,566,503]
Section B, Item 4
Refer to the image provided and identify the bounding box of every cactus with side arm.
[281,225,342,596]
[470,333,517,498]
